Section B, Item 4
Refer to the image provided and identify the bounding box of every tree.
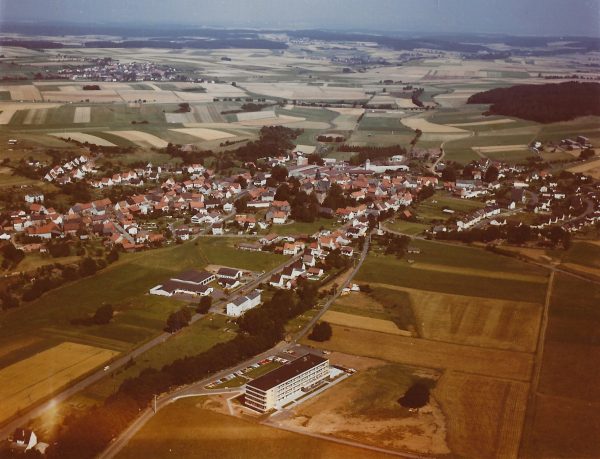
[308,321,332,342]
[196,296,212,314]
[441,166,457,182]
[271,165,289,182]
[79,257,97,277]
[166,307,192,332]
[398,381,430,408]
[580,148,595,160]
[0,292,19,310]
[106,248,120,264]
[93,304,114,325]
[1,243,24,269]
[484,165,499,183]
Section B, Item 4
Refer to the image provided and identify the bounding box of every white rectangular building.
[226,290,261,317]
[245,354,329,412]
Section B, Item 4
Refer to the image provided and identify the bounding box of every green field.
[358,116,407,132]
[414,194,486,223]
[0,238,285,365]
[560,241,600,270]
[385,220,429,236]
[67,314,236,407]
[268,218,337,236]
[116,398,391,459]
[275,106,337,124]
[357,239,548,303]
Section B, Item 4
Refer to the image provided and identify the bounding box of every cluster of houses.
[43,155,93,184]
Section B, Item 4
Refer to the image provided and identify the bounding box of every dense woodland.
[467,81,600,123]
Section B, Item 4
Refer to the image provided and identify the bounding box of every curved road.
[0,250,301,441]
[98,233,372,459]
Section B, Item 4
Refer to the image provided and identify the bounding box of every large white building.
[245,354,330,412]
[226,290,261,317]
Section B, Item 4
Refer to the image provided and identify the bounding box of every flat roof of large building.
[247,353,327,392]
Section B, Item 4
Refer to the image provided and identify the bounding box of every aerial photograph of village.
[0,0,598,457]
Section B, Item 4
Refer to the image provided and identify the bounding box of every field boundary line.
[518,269,554,456]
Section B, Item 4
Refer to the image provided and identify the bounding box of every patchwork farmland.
[297,239,551,457]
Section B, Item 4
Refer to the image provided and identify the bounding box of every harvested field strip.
[364,283,542,353]
[321,310,411,336]
[309,325,533,381]
[165,112,196,124]
[105,130,168,148]
[0,108,17,124]
[435,371,529,459]
[449,119,516,127]
[474,144,529,153]
[73,106,91,123]
[194,104,225,123]
[401,115,469,133]
[170,127,236,141]
[236,115,305,126]
[0,342,118,424]
[236,110,275,121]
[49,132,117,147]
[409,262,547,283]
[356,257,547,303]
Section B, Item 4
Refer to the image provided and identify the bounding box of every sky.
[0,0,599,36]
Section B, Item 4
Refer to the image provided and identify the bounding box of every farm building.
[149,270,216,297]
[245,353,329,413]
[226,290,261,317]
[217,267,243,280]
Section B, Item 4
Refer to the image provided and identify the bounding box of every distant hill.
[467,81,600,123]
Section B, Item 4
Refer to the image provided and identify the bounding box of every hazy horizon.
[1,0,599,37]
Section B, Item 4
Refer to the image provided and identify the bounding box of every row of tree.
[46,283,320,458]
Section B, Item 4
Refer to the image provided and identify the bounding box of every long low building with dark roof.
[245,353,329,412]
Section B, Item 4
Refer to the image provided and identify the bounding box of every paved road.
[98,232,372,459]
[0,250,300,441]
[292,233,371,343]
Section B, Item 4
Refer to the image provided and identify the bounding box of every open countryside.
[0,4,599,459]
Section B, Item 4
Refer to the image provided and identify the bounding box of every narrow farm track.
[518,269,555,456]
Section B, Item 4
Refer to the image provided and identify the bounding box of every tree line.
[45,283,320,458]
[467,82,600,123]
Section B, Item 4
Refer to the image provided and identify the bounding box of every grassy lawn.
[116,398,390,459]
[358,116,408,132]
[267,218,337,236]
[560,241,600,270]
[415,193,486,223]
[74,314,237,404]
[0,238,284,365]
[385,220,429,235]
